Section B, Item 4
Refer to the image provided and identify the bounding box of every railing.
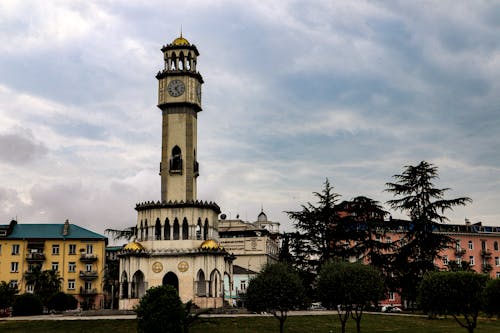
[26,253,46,261]
[455,248,466,256]
[481,249,492,257]
[80,254,98,262]
[79,270,98,280]
[80,287,98,295]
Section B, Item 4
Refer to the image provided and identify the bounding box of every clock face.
[196,83,202,102]
[167,79,185,97]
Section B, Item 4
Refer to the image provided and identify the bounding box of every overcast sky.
[1,1,499,239]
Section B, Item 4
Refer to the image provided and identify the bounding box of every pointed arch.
[196,218,202,240]
[170,145,182,172]
[144,219,149,241]
[132,270,146,299]
[155,218,162,240]
[173,218,180,240]
[196,269,206,296]
[209,269,221,298]
[121,271,129,299]
[182,217,189,240]
[164,218,171,240]
[203,218,209,240]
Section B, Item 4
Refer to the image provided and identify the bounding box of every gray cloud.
[0,129,48,164]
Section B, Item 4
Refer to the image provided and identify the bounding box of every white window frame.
[68,280,75,290]
[86,264,93,272]
[12,244,19,255]
[10,262,19,272]
[443,255,448,265]
[468,241,473,250]
[51,262,59,271]
[69,244,76,255]
[69,262,76,272]
[86,244,93,254]
[388,291,396,301]
[469,256,475,266]
[495,257,500,267]
[52,244,60,255]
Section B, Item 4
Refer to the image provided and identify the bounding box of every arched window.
[196,218,202,240]
[196,270,206,296]
[155,218,162,240]
[170,146,182,172]
[140,220,144,241]
[209,269,221,298]
[468,240,473,250]
[144,220,149,241]
[132,270,145,299]
[194,149,199,175]
[173,218,180,240]
[164,218,170,240]
[163,272,179,291]
[121,271,128,299]
[182,218,189,240]
[203,219,209,240]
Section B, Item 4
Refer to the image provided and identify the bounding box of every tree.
[483,278,500,318]
[318,260,384,333]
[246,262,304,333]
[135,285,184,333]
[386,161,471,307]
[24,267,63,306]
[286,179,346,271]
[47,292,78,312]
[12,293,43,316]
[418,271,488,333]
[0,281,18,311]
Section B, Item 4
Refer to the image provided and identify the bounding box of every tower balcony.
[26,252,46,262]
[80,254,98,263]
[79,270,98,280]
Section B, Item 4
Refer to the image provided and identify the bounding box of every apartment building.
[0,219,107,309]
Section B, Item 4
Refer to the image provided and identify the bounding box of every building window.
[26,284,34,293]
[468,241,473,250]
[86,264,92,272]
[12,244,20,255]
[494,241,499,251]
[386,237,392,244]
[69,244,76,255]
[497,272,500,279]
[51,262,59,271]
[469,256,475,266]
[68,280,75,290]
[443,255,448,265]
[456,257,462,265]
[84,282,92,291]
[481,240,487,250]
[240,280,246,292]
[86,244,93,254]
[52,244,60,255]
[69,262,76,272]
[10,262,18,272]
[495,257,500,267]
[0,244,2,254]
[388,292,396,301]
[9,280,18,289]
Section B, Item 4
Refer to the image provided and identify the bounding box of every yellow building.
[0,219,107,309]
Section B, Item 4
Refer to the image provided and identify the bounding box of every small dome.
[257,211,268,222]
[200,239,222,250]
[123,241,145,252]
[172,35,190,46]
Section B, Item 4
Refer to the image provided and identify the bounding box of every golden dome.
[200,239,222,250]
[172,35,190,46]
[123,241,145,252]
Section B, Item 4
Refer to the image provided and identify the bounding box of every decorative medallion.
[152,262,163,273]
[178,261,189,272]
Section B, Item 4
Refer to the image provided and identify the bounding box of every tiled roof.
[6,223,107,240]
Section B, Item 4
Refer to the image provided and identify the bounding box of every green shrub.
[47,292,78,311]
[12,293,43,316]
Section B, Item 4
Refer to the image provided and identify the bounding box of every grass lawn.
[0,314,498,333]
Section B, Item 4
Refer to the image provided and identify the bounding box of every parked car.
[381,305,402,313]
[309,302,326,311]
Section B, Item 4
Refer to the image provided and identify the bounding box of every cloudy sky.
[1,1,499,240]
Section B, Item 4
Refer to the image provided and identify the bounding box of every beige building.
[219,210,280,272]
[119,35,233,310]
[0,219,107,309]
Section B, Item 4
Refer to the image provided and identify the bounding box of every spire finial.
[180,25,183,38]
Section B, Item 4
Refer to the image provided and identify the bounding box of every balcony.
[455,248,466,257]
[26,252,46,262]
[482,263,493,274]
[79,270,98,280]
[80,287,98,295]
[80,254,98,263]
[481,249,492,258]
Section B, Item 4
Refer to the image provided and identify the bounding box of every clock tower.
[156,34,203,202]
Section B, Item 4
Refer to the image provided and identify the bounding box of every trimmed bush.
[12,293,43,316]
[47,292,78,311]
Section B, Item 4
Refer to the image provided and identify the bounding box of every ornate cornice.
[135,200,221,214]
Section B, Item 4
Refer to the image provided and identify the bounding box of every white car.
[381,305,402,313]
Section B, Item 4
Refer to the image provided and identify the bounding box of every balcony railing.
[79,254,98,263]
[455,248,466,257]
[79,270,98,280]
[481,249,492,257]
[26,253,46,262]
[80,287,98,295]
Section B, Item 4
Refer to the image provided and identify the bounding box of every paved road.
[0,310,426,321]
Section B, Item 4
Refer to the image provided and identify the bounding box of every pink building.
[380,220,500,308]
